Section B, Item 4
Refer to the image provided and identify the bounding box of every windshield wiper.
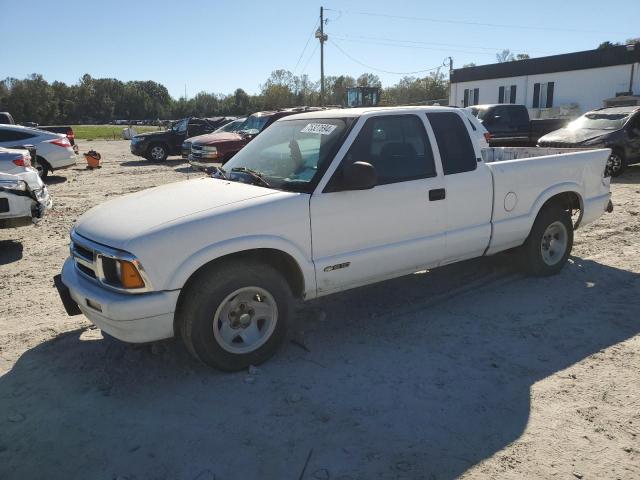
[209,165,228,179]
[231,167,271,188]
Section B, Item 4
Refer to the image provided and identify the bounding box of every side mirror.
[342,161,377,190]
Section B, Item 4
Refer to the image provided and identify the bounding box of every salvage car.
[0,148,52,228]
[0,124,76,178]
[182,117,247,158]
[130,117,235,162]
[538,106,640,176]
[58,106,612,371]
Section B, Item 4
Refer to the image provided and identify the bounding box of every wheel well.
[174,248,305,332]
[36,155,51,169]
[539,191,582,228]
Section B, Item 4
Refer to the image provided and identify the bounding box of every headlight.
[0,179,27,192]
[202,146,218,153]
[99,256,146,289]
[132,137,145,143]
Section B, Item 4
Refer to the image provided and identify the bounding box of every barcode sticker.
[300,123,337,135]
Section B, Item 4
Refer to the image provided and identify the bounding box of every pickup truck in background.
[467,104,569,147]
[58,106,612,371]
[182,117,248,159]
[130,117,235,161]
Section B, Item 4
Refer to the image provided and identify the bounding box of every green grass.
[71,124,161,140]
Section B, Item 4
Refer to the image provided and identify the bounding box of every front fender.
[165,234,317,297]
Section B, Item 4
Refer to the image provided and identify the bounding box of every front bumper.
[130,142,147,157]
[60,257,179,343]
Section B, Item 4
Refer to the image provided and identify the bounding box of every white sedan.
[0,147,52,228]
[0,124,76,178]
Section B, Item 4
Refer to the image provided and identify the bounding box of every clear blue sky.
[1,0,637,99]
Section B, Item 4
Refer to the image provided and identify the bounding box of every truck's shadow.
[0,257,638,479]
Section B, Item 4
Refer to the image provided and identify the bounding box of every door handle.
[429,188,446,201]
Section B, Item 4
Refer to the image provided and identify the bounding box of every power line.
[330,39,445,75]
[330,33,555,55]
[293,19,319,73]
[324,8,625,35]
[331,35,497,56]
[300,43,319,75]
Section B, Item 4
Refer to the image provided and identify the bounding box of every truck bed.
[483,147,611,255]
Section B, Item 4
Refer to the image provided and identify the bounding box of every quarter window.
[426,112,477,175]
[340,115,436,185]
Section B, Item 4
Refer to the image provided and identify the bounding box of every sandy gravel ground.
[0,140,638,480]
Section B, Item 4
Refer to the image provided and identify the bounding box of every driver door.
[310,114,446,295]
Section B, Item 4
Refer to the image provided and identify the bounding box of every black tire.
[178,260,292,371]
[35,156,50,179]
[519,204,573,277]
[606,150,625,177]
[147,143,168,162]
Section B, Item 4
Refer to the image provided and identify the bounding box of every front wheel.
[147,144,168,162]
[606,151,625,177]
[178,260,292,371]
[519,205,573,276]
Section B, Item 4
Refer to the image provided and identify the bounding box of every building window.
[498,85,517,104]
[463,88,480,107]
[533,82,555,108]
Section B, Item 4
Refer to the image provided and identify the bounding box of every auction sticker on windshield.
[300,123,337,135]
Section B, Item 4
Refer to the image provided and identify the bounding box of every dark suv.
[130,117,235,161]
[538,106,640,176]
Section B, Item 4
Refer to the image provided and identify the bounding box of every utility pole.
[315,7,328,105]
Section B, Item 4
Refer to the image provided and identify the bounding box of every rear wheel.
[147,144,168,162]
[519,205,573,276]
[35,156,50,179]
[178,260,292,371]
[606,151,625,177]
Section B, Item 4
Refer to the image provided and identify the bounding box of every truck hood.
[539,128,614,145]
[190,131,243,145]
[74,178,279,248]
[133,130,169,139]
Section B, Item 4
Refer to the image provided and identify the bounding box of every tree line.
[0,70,449,124]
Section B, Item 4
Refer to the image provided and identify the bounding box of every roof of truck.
[283,105,453,120]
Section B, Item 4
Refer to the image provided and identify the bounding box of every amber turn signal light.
[120,260,145,289]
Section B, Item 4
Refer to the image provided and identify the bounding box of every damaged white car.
[0,148,52,228]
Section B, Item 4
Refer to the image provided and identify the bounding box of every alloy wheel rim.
[607,154,622,175]
[212,287,278,354]
[540,221,568,266]
[151,146,164,160]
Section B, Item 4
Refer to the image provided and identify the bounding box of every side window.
[0,129,35,142]
[493,106,511,125]
[426,112,477,175]
[342,115,436,185]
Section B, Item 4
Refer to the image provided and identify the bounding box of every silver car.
[0,124,76,178]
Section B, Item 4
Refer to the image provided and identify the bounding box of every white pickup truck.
[57,107,612,370]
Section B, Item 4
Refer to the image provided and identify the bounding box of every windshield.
[568,112,630,131]
[223,118,348,193]
[171,118,188,134]
[215,118,247,133]
[240,114,270,133]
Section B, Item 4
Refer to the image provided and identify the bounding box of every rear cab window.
[425,112,478,175]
